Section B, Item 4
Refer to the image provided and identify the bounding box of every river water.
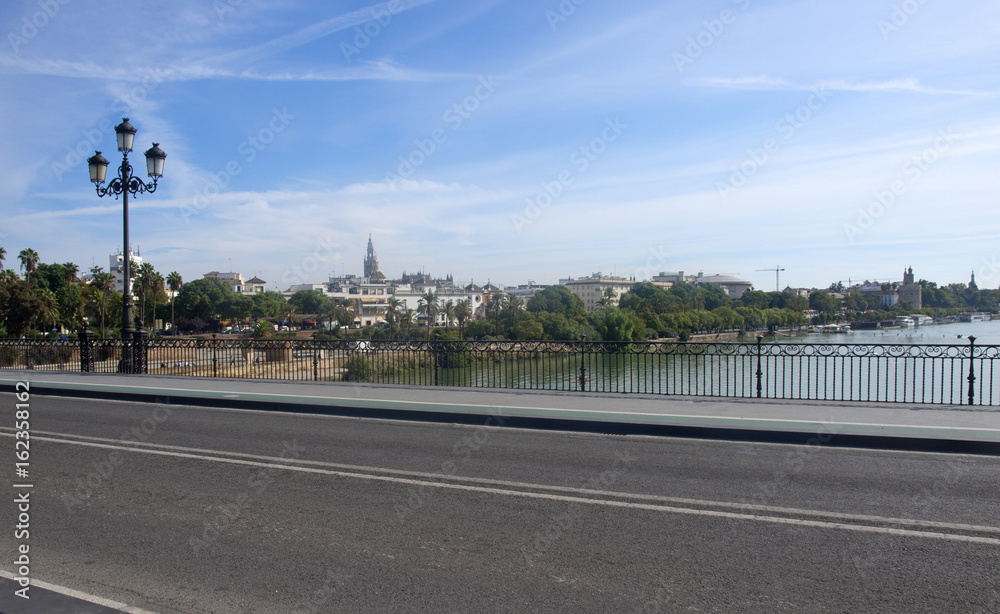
[788,318,1000,346]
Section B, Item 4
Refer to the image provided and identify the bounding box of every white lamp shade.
[87,151,109,184]
[144,143,166,177]
[115,118,137,152]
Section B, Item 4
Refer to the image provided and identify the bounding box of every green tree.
[809,290,840,314]
[289,289,329,315]
[17,248,39,283]
[0,273,43,336]
[418,290,439,332]
[173,277,233,323]
[166,271,183,331]
[251,291,287,319]
[455,299,472,336]
[527,285,586,317]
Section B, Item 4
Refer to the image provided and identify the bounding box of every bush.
[343,355,375,381]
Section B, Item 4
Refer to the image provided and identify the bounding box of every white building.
[562,273,635,311]
[110,250,142,293]
[696,274,752,299]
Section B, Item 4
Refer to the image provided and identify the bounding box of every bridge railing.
[2,335,995,405]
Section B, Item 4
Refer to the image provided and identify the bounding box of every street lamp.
[87,118,166,372]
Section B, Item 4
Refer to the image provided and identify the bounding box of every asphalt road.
[1,393,998,613]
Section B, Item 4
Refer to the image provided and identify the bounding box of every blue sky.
[2,0,999,292]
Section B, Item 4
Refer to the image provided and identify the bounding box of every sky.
[1,0,999,293]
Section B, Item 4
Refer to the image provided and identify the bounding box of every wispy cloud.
[691,76,996,97]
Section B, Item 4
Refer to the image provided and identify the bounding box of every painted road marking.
[5,431,999,546]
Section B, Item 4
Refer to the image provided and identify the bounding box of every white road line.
[11,432,1000,545]
[0,569,160,614]
[6,427,1000,536]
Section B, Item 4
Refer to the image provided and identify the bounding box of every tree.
[132,262,164,328]
[385,297,403,329]
[0,274,43,336]
[166,271,182,331]
[527,285,585,317]
[443,299,456,328]
[0,245,5,270]
[418,290,439,332]
[87,271,116,337]
[34,288,59,332]
[597,286,618,309]
[809,290,840,314]
[173,277,233,323]
[289,289,329,315]
[455,299,472,336]
[251,291,287,319]
[18,249,39,283]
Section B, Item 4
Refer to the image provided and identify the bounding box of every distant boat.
[957,312,991,322]
[909,315,934,326]
[894,316,916,328]
[818,324,851,334]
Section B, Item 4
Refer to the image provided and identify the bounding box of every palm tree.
[400,308,416,336]
[133,262,159,328]
[505,294,524,331]
[597,286,618,310]
[62,262,79,284]
[418,290,439,333]
[18,248,39,283]
[455,299,472,337]
[487,292,506,332]
[35,289,59,333]
[385,297,403,329]
[0,245,6,270]
[166,271,182,332]
[93,271,115,338]
[443,299,456,329]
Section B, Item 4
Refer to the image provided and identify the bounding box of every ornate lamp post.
[87,118,166,372]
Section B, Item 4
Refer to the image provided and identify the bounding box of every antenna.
[756,265,785,292]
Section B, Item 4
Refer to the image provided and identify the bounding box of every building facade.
[562,274,635,311]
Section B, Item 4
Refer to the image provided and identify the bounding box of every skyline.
[2,1,999,292]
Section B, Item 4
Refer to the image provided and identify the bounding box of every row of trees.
[3,244,999,341]
[0,247,184,338]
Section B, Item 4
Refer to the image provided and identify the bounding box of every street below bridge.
[1,393,998,613]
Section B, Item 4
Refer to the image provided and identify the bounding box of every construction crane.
[756,266,785,292]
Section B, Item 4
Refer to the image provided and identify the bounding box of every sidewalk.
[4,370,999,453]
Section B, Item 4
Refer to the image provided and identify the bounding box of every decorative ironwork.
[3,337,998,405]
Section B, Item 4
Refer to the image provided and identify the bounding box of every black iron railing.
[1,335,996,405]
